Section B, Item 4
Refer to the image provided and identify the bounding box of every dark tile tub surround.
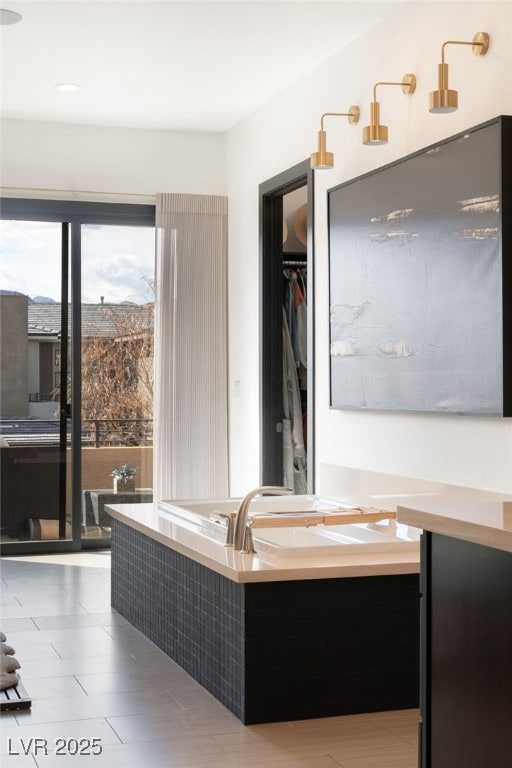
[112,518,419,724]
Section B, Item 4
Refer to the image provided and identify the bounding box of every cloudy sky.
[0,220,155,304]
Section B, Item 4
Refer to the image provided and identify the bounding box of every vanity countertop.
[397,500,512,553]
[106,503,420,583]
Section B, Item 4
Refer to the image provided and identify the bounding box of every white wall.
[0,119,225,198]
[2,4,511,497]
[226,1,512,495]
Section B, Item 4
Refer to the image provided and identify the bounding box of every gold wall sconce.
[362,74,416,145]
[310,106,360,169]
[429,32,490,113]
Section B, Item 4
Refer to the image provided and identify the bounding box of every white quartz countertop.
[106,503,419,583]
[397,500,512,553]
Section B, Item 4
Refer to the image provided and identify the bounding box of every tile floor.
[1,551,419,767]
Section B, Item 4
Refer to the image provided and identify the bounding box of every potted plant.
[111,463,137,493]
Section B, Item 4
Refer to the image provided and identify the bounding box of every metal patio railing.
[0,418,153,447]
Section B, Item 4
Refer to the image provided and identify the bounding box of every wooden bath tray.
[248,507,396,529]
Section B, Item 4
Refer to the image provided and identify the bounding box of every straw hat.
[293,204,308,246]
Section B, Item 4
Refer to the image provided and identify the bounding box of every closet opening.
[259,160,314,492]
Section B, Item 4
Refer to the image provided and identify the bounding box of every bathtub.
[158,494,420,557]
[252,522,419,557]
[111,496,421,723]
[111,483,506,723]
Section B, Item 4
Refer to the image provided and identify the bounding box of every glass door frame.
[0,198,155,555]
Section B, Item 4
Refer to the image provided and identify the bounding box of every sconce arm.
[440,32,489,62]
[373,75,416,101]
[320,107,360,130]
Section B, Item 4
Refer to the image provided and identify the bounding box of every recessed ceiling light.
[55,83,80,93]
[0,8,22,25]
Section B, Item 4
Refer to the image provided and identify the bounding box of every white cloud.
[0,221,155,304]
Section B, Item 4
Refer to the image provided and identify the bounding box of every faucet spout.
[233,485,293,551]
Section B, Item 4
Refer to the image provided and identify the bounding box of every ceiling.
[0,1,406,132]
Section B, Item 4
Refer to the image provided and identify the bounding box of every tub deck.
[107,502,420,582]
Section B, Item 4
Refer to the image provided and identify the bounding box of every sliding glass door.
[80,223,155,545]
[0,219,72,547]
[0,200,155,554]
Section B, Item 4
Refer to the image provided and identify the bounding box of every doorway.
[259,160,315,492]
[0,199,155,554]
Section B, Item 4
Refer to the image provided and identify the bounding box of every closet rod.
[283,259,307,267]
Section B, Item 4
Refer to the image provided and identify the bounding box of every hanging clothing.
[284,269,307,369]
[283,309,307,494]
[284,272,300,367]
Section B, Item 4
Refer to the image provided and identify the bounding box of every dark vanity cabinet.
[419,531,512,768]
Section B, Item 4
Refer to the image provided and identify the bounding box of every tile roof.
[27,303,154,339]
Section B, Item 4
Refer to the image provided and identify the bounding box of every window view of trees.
[81,301,154,446]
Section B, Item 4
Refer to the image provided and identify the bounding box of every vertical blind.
[154,194,229,500]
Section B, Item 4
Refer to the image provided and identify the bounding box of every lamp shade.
[429,63,458,113]
[429,89,458,113]
[362,102,388,146]
[311,130,334,169]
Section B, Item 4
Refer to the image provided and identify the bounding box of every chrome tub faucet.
[233,485,293,551]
